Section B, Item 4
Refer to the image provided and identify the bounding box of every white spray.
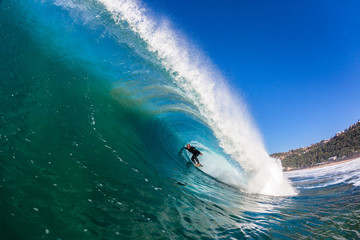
[96,0,296,196]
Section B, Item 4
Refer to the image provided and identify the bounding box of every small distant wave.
[286,158,360,189]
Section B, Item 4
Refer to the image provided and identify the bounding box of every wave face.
[1,0,359,239]
[90,0,296,197]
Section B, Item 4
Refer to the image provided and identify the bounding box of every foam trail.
[97,0,296,196]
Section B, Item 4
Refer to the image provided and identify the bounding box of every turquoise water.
[1,1,360,239]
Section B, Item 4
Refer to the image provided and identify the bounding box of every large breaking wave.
[49,0,297,196]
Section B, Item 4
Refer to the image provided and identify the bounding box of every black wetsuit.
[184,146,201,164]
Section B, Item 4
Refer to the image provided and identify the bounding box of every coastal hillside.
[271,120,360,170]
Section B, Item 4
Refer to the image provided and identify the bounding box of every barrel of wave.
[95,0,297,197]
[183,142,247,189]
[192,143,297,196]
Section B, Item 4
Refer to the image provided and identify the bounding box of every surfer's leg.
[191,155,196,164]
[195,154,200,164]
[192,155,199,164]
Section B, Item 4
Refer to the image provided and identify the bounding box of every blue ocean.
[1,0,360,239]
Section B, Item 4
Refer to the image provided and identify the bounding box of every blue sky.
[145,0,360,153]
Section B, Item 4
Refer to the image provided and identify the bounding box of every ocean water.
[1,0,359,239]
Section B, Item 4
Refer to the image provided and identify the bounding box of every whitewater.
[1,0,359,239]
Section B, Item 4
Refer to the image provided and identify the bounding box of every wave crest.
[64,0,297,196]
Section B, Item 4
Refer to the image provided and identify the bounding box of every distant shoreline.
[274,120,360,172]
[284,154,360,172]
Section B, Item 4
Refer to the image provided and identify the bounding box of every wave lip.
[94,0,296,196]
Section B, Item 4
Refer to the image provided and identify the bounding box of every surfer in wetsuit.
[183,144,203,166]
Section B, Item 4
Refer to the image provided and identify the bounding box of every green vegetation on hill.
[271,120,360,169]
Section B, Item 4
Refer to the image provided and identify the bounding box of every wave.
[10,0,295,196]
[98,0,298,196]
[4,1,360,239]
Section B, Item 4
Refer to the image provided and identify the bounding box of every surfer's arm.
[179,147,186,155]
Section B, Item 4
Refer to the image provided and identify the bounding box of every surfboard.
[194,163,203,167]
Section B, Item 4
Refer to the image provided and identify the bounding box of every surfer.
[182,144,203,166]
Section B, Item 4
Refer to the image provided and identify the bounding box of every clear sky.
[144,0,360,153]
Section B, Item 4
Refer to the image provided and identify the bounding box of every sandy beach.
[303,158,359,170]
[285,154,360,172]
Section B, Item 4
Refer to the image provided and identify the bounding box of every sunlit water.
[1,1,359,239]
